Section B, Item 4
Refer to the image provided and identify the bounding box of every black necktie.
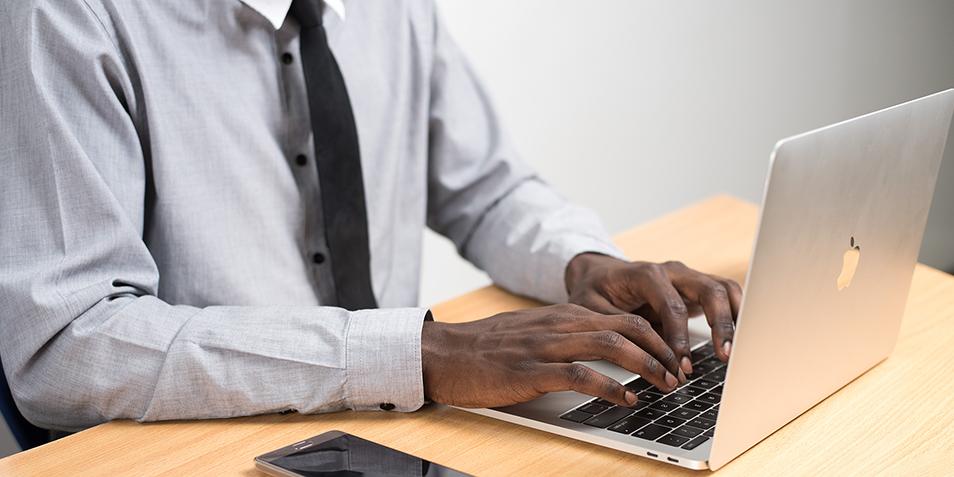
[290,0,377,310]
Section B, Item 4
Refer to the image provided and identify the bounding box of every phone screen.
[260,432,471,477]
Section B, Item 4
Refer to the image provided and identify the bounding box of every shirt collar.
[241,0,346,29]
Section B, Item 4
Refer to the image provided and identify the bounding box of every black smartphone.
[254,430,472,477]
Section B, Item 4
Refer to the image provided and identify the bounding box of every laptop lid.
[708,89,954,470]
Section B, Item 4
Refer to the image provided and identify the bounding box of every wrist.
[420,320,446,402]
[565,252,621,294]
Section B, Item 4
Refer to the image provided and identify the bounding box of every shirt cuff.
[345,307,429,412]
[535,236,628,305]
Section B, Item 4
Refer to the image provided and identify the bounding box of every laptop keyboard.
[559,343,723,451]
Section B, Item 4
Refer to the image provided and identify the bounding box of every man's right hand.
[420,304,686,408]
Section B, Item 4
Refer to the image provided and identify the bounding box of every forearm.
[4,292,428,432]
[462,179,626,304]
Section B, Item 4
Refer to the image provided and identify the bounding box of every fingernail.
[665,372,678,389]
[677,368,687,384]
[625,391,638,405]
[723,340,732,358]
[681,357,693,375]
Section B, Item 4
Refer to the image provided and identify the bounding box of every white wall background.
[2,0,953,460]
[420,0,954,308]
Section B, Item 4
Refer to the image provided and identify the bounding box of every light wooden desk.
[2,195,953,476]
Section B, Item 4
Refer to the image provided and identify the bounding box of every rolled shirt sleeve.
[425,7,627,305]
[0,0,425,431]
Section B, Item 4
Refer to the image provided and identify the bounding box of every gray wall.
[0,424,12,458]
[421,0,954,306]
[922,119,954,272]
[2,0,952,461]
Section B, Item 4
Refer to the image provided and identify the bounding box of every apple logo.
[837,236,861,291]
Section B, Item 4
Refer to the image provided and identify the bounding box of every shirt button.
[312,252,325,264]
[295,154,308,166]
[379,403,395,411]
[281,52,294,65]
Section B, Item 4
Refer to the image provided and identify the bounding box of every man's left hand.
[565,253,742,375]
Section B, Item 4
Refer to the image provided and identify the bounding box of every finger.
[633,304,660,323]
[536,331,680,392]
[641,264,693,375]
[712,276,743,319]
[593,314,684,382]
[632,305,671,341]
[535,311,683,381]
[677,275,735,362]
[536,363,636,408]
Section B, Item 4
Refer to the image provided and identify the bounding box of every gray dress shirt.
[0,0,623,432]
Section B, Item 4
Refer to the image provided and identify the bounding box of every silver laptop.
[459,89,954,470]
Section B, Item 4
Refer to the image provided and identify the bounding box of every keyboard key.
[691,344,714,361]
[701,409,718,421]
[577,402,609,414]
[608,416,652,434]
[655,416,686,428]
[671,408,700,420]
[625,377,653,392]
[694,358,722,374]
[632,424,670,441]
[681,436,710,450]
[634,407,667,420]
[673,381,691,390]
[683,400,712,412]
[662,393,692,405]
[711,385,724,395]
[594,399,615,406]
[560,410,592,423]
[694,364,718,375]
[583,406,634,428]
[675,386,707,397]
[693,379,720,389]
[671,425,704,439]
[704,428,715,437]
[707,369,727,382]
[649,400,679,412]
[623,400,651,411]
[688,417,716,429]
[637,391,664,403]
[698,393,721,405]
[656,433,690,447]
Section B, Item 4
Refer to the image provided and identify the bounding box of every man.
[0,0,740,432]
